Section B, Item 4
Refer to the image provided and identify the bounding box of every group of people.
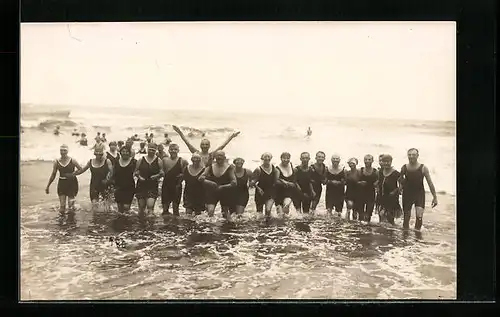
[46,125,438,231]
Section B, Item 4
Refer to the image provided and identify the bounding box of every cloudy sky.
[21,22,456,121]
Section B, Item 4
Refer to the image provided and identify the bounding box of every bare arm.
[172,125,198,153]
[73,160,91,176]
[246,168,254,187]
[219,165,237,189]
[46,160,58,190]
[104,159,113,183]
[423,166,437,199]
[213,131,241,152]
[250,167,261,189]
[294,167,302,192]
[398,165,406,193]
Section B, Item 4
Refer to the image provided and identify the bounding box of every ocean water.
[20,104,456,300]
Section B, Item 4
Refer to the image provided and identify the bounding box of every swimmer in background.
[232,157,253,216]
[156,144,168,159]
[199,150,237,219]
[399,148,438,231]
[53,126,61,136]
[325,154,345,217]
[131,134,141,141]
[293,152,316,213]
[274,152,298,215]
[77,133,88,146]
[137,142,147,154]
[182,153,206,216]
[163,133,172,146]
[310,151,327,211]
[101,133,107,143]
[95,132,102,143]
[251,152,278,217]
[91,137,105,151]
[134,142,165,215]
[71,129,80,136]
[45,144,82,215]
[117,140,124,151]
[306,127,312,137]
[172,125,241,167]
[161,143,189,216]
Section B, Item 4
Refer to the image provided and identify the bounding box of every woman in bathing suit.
[161,143,189,216]
[113,146,137,213]
[345,157,361,220]
[325,154,345,216]
[182,153,206,216]
[310,151,327,211]
[377,154,402,225]
[45,144,82,215]
[293,152,316,213]
[199,150,237,218]
[274,152,298,215]
[251,152,278,217]
[134,142,164,214]
[232,157,252,215]
[358,154,379,222]
[72,144,113,206]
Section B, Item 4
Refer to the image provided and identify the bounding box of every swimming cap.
[60,144,69,150]
[331,154,341,160]
[348,157,358,165]
[148,142,158,150]
[214,150,226,157]
[233,157,245,164]
[261,152,273,160]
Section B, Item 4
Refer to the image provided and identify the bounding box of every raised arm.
[423,165,438,206]
[213,131,241,153]
[45,160,58,192]
[172,125,198,153]
[73,160,91,176]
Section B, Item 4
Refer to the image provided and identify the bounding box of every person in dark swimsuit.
[134,143,165,214]
[293,152,316,213]
[345,157,361,220]
[232,157,252,215]
[325,154,345,216]
[117,140,124,151]
[72,144,113,207]
[251,152,278,217]
[274,152,298,215]
[375,153,385,212]
[399,148,438,231]
[137,142,147,154]
[156,144,168,159]
[114,146,137,213]
[72,129,80,136]
[125,139,136,158]
[45,144,82,215]
[183,153,206,216]
[161,143,189,216]
[199,150,237,218]
[377,154,402,225]
[173,125,240,167]
[106,141,120,166]
[163,133,172,146]
[358,154,379,223]
[310,151,327,211]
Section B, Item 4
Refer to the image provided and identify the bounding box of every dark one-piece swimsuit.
[294,166,314,212]
[89,159,110,201]
[183,166,206,214]
[274,163,296,207]
[161,158,184,207]
[325,168,345,212]
[233,169,250,208]
[57,158,79,197]
[254,165,276,206]
[205,164,233,208]
[309,163,326,205]
[114,158,137,205]
[135,156,161,199]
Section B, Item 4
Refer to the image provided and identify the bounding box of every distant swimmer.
[182,153,206,216]
[172,125,240,167]
[134,142,164,214]
[358,154,378,223]
[345,158,361,221]
[72,144,113,207]
[306,127,312,137]
[113,146,137,213]
[377,154,402,225]
[131,134,141,142]
[77,133,88,146]
[251,152,278,217]
[309,151,327,211]
[146,133,154,144]
[106,141,120,168]
[163,133,172,146]
[232,157,253,215]
[274,152,298,215]
[400,148,438,231]
[71,129,80,136]
[45,144,82,215]
[293,152,316,213]
[325,154,345,217]
[156,144,168,159]
[137,142,147,154]
[53,126,61,136]
[161,143,188,216]
[101,133,107,143]
[95,132,102,143]
[117,140,124,151]
[199,150,237,219]
[91,137,105,151]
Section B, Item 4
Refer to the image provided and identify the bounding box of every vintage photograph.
[20,22,456,300]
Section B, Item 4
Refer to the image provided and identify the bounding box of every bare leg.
[58,195,67,215]
[185,208,194,216]
[221,206,230,220]
[206,204,216,217]
[235,206,245,215]
[403,207,412,229]
[282,198,292,214]
[264,199,274,217]
[67,196,76,213]
[415,207,424,230]
[162,201,171,215]
[172,203,180,217]
[146,198,156,214]
[138,198,147,214]
[345,200,354,220]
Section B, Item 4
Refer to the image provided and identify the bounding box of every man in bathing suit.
[172,125,240,167]
[399,148,438,231]
[161,143,189,216]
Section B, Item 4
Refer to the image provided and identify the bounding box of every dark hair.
[118,140,124,145]
[119,145,131,154]
[407,148,419,155]
[109,141,117,146]
[300,152,310,158]
[280,152,291,159]
[316,151,326,157]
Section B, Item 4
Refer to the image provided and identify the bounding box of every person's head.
[56,125,60,129]
[119,145,131,159]
[94,144,105,158]
[378,154,384,168]
[380,154,393,169]
[315,151,326,164]
[117,140,124,148]
[157,144,164,152]
[261,152,273,165]
[233,157,245,169]
[147,142,158,156]
[102,133,106,137]
[109,141,117,152]
[126,139,133,148]
[300,152,311,165]
[191,153,202,165]
[59,144,69,157]
[139,142,146,149]
[150,133,154,137]
[97,132,101,136]
[214,150,226,165]
[134,134,138,137]
[331,154,341,167]
[200,139,211,153]
[347,157,358,170]
[363,154,374,167]
[168,143,180,157]
[280,152,291,165]
[164,133,169,138]
[407,148,419,163]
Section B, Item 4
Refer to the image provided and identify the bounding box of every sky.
[21,22,456,121]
